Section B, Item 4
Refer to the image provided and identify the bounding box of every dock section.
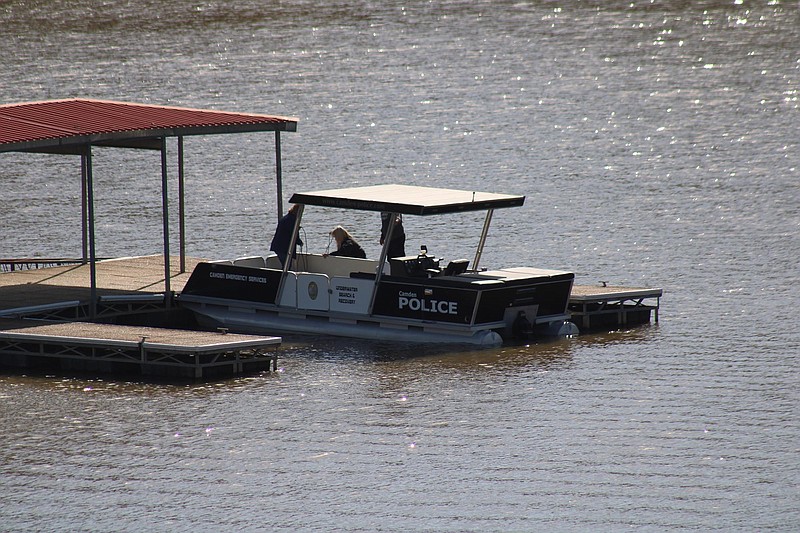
[569,284,662,331]
[0,319,279,379]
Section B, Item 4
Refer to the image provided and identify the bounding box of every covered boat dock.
[0,98,297,316]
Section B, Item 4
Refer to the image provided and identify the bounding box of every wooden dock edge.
[0,319,281,380]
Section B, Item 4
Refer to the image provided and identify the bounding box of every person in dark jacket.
[270,204,303,266]
[325,226,366,259]
[380,212,406,258]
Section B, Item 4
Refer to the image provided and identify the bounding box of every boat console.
[388,244,470,278]
[388,254,441,277]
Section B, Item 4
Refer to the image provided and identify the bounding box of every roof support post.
[83,144,98,319]
[177,136,186,273]
[472,208,494,273]
[160,137,172,305]
[80,153,88,264]
[275,131,283,219]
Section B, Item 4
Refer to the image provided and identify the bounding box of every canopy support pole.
[160,137,172,306]
[178,136,186,273]
[275,131,283,219]
[81,154,88,264]
[473,209,494,273]
[368,212,397,315]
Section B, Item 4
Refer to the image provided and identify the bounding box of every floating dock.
[569,284,662,331]
[0,256,661,379]
[0,256,280,379]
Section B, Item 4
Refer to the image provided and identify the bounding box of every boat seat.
[444,259,469,276]
[233,256,266,268]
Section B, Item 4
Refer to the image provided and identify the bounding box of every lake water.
[1,1,798,531]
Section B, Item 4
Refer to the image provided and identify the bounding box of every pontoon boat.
[179,184,578,346]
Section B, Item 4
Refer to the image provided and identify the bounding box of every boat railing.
[233,256,266,268]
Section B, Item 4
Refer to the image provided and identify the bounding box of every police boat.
[178,184,578,346]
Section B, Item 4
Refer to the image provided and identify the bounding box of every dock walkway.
[0,255,202,318]
[0,318,279,379]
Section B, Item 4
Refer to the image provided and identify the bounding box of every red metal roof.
[0,98,297,153]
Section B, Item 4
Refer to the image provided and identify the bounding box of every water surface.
[1,1,798,531]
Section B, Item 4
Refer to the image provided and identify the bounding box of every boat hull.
[186,301,505,346]
[178,258,576,346]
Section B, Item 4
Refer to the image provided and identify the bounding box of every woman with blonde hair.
[326,225,366,259]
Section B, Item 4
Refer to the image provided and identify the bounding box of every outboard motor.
[512,310,534,340]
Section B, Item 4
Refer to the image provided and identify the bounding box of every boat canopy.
[289,184,525,216]
[0,98,297,318]
[0,98,297,154]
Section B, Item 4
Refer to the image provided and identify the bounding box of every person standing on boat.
[380,212,406,258]
[325,226,366,259]
[270,204,303,267]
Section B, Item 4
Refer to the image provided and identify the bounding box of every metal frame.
[0,99,298,319]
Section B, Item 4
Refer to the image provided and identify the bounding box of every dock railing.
[1,258,108,273]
